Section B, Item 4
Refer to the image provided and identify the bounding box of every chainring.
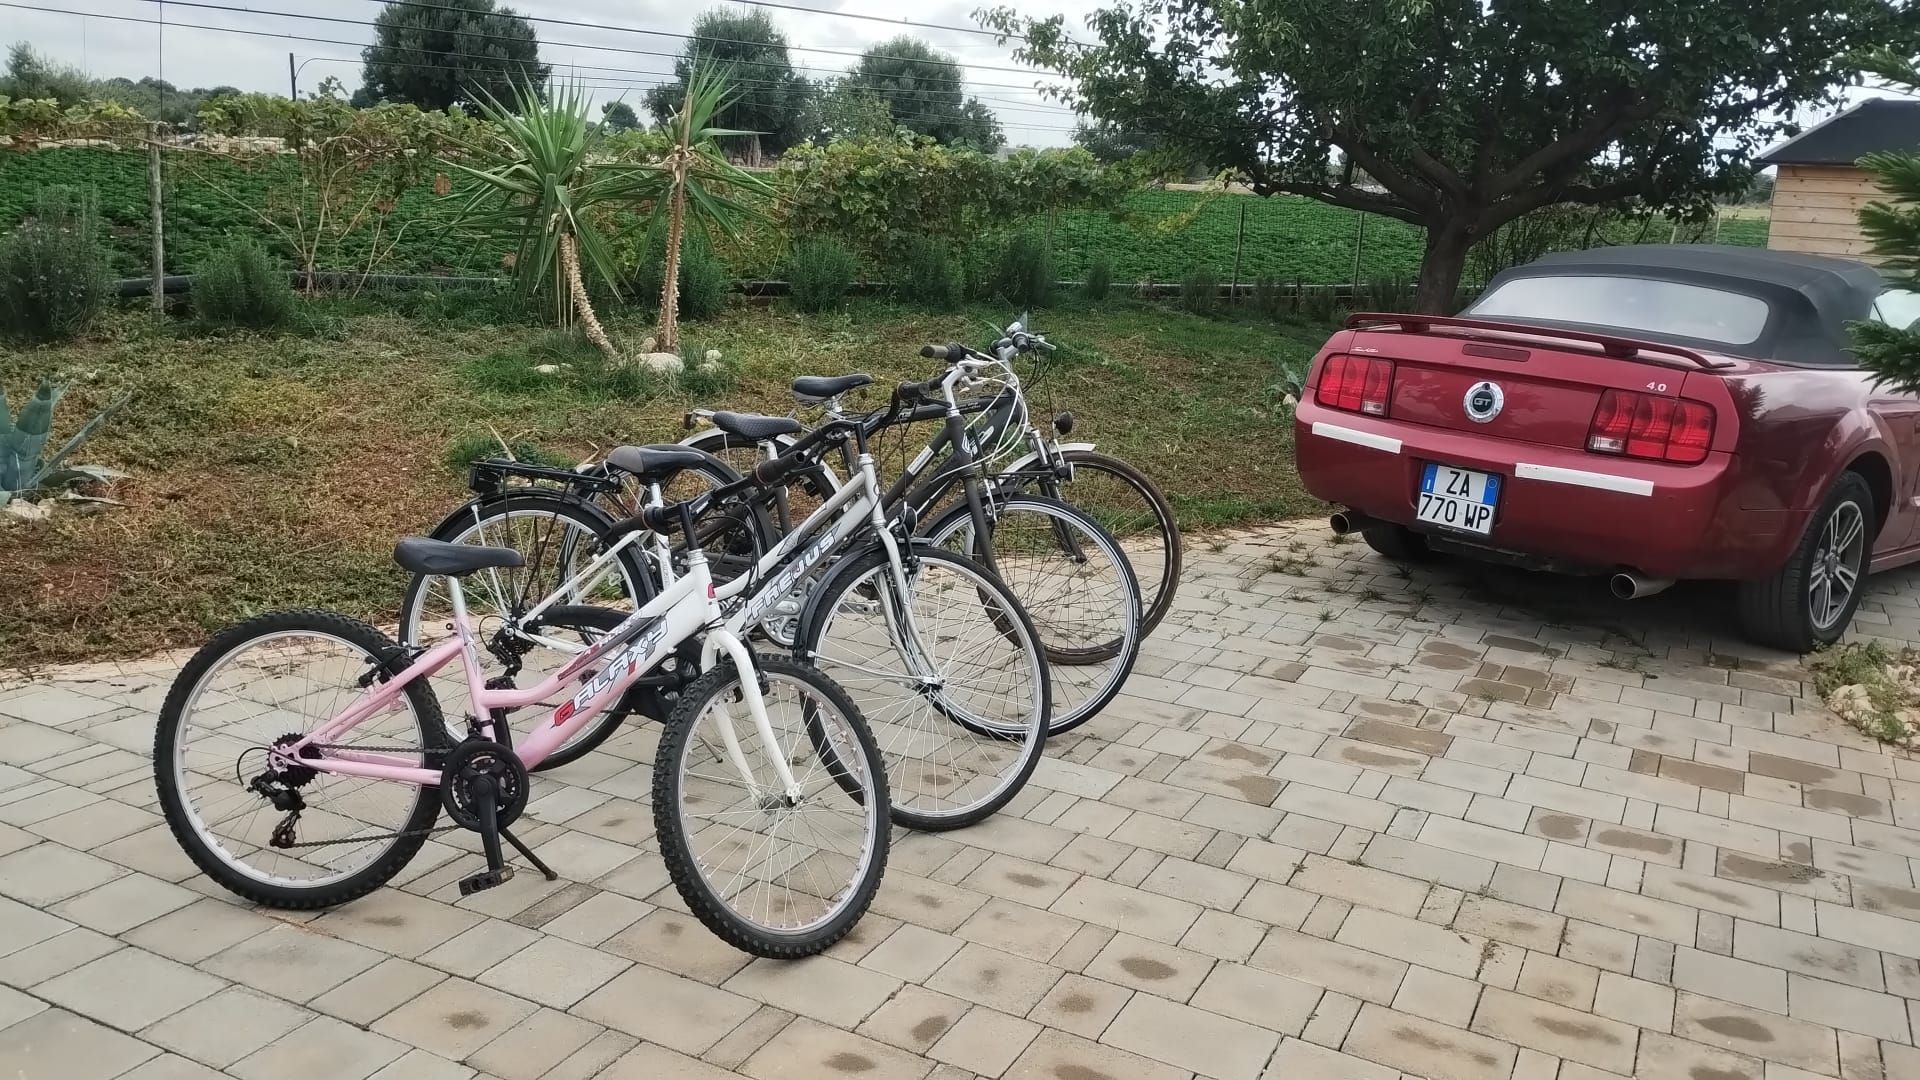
[439,739,531,830]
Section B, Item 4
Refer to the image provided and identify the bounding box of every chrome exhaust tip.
[1609,571,1675,600]
[1329,511,1375,536]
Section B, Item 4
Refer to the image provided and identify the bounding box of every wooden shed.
[1756,98,1920,262]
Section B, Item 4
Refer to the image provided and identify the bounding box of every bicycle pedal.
[458,866,516,896]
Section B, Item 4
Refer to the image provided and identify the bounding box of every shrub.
[1252,274,1285,319]
[787,238,858,314]
[0,186,112,343]
[631,229,730,321]
[193,237,295,329]
[1179,266,1220,315]
[895,239,961,310]
[1081,257,1112,304]
[994,233,1053,308]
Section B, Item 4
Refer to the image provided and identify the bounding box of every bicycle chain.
[266,743,457,850]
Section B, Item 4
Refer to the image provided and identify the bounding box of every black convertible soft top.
[1468,244,1886,366]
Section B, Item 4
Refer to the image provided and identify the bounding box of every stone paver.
[8,521,1920,1079]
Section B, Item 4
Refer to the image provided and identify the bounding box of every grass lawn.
[0,298,1328,668]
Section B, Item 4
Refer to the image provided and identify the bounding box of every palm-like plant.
[650,66,774,353]
[450,80,655,359]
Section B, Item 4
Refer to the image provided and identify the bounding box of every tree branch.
[1331,129,1441,217]
[1247,178,1426,226]
[1489,94,1665,197]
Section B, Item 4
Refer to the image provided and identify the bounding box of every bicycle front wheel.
[924,493,1141,735]
[796,544,1050,830]
[653,656,889,958]
[154,611,443,909]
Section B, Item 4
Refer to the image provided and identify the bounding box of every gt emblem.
[1464,381,1504,423]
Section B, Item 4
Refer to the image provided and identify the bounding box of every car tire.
[1362,524,1434,563]
[1737,471,1873,653]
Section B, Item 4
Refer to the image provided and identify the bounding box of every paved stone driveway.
[5,521,1920,1080]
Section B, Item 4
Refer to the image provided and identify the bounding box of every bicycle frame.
[278,548,802,799]
[640,447,933,663]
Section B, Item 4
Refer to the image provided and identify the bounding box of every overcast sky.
[5,0,1902,152]
[5,0,1102,146]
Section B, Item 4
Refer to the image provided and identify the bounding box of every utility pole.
[288,52,297,99]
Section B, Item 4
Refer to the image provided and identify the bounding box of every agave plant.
[649,66,775,353]
[449,80,658,360]
[1,379,126,506]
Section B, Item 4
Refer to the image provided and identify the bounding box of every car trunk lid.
[1346,315,1735,452]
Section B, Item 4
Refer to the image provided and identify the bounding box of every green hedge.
[0,148,1773,287]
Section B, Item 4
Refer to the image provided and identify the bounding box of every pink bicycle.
[152,499,890,958]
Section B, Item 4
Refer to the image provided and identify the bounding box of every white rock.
[704,349,723,363]
[533,364,561,374]
[636,352,685,375]
[2,499,51,523]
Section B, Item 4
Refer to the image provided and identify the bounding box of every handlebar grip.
[751,454,804,487]
[919,343,968,363]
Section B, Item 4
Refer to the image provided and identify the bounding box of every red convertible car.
[1295,245,1920,651]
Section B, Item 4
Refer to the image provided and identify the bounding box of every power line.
[4,3,1083,129]
[696,0,1036,43]
[132,0,1069,84]
[1,3,1082,135]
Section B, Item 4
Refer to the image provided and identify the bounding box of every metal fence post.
[1231,201,1246,305]
[1352,210,1367,287]
[148,123,165,313]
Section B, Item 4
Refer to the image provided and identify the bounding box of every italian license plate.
[1417,464,1499,535]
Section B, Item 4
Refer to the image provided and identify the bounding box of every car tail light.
[1316,355,1394,416]
[1587,390,1714,464]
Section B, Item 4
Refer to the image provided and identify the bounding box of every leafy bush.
[780,138,1123,267]
[994,233,1053,308]
[786,238,858,313]
[0,186,111,343]
[631,228,730,321]
[895,239,961,310]
[192,236,294,329]
[1252,274,1285,319]
[1081,257,1112,304]
[1179,266,1220,315]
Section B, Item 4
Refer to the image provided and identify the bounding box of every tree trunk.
[560,232,617,362]
[1413,224,1473,314]
[657,156,689,354]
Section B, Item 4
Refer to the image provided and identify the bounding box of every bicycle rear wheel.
[923,493,1141,735]
[154,611,443,909]
[398,490,650,766]
[1022,450,1182,637]
[653,656,889,958]
[795,544,1050,830]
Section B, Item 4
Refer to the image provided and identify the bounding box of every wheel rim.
[403,506,642,746]
[1809,499,1866,631]
[169,631,427,889]
[672,670,882,936]
[932,501,1138,729]
[809,556,1046,821]
[1055,457,1173,628]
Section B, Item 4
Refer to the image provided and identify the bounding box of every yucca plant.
[450,80,658,361]
[649,65,774,353]
[1,380,127,506]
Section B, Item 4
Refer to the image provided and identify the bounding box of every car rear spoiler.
[1344,313,1732,370]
